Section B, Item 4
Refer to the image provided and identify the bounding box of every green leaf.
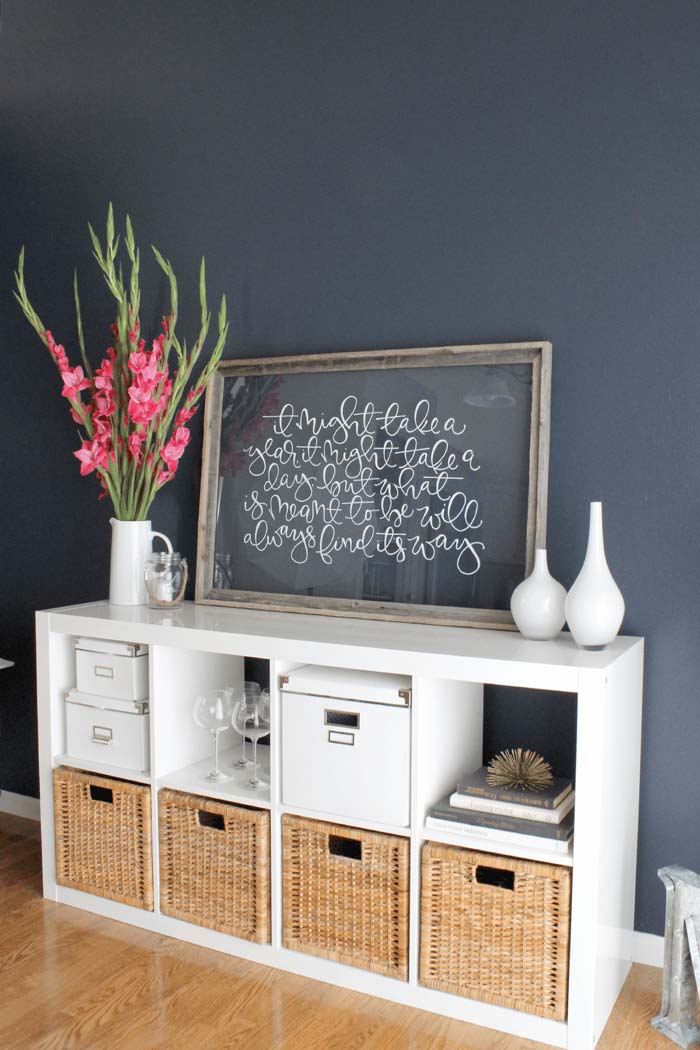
[87,222,104,264]
[151,245,169,273]
[125,214,135,259]
[73,270,93,378]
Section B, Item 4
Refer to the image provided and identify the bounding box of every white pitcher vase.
[565,502,625,649]
[109,518,173,606]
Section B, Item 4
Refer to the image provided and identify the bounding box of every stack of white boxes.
[64,637,150,773]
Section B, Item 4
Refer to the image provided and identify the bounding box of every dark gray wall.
[1,1,698,936]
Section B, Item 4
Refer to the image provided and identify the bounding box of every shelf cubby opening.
[418,681,577,867]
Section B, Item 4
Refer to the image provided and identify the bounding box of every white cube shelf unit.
[36,600,644,1050]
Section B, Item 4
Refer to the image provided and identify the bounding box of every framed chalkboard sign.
[195,342,551,628]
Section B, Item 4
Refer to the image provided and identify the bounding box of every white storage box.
[65,689,150,773]
[75,638,148,701]
[281,665,411,828]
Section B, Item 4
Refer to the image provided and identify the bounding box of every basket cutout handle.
[328,834,362,861]
[475,864,514,891]
[89,784,113,804]
[198,809,225,831]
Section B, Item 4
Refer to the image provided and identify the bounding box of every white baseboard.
[631,931,664,968]
[0,790,41,821]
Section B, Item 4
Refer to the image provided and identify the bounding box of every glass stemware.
[228,681,262,768]
[232,689,270,789]
[193,687,235,782]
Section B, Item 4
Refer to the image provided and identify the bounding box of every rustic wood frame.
[195,341,552,629]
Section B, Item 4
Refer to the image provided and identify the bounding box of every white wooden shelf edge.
[55,754,152,785]
[420,825,574,867]
[157,745,271,809]
[279,803,410,838]
[41,600,642,692]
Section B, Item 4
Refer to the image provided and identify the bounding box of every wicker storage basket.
[53,766,153,910]
[159,790,270,943]
[420,842,571,1020]
[282,814,409,980]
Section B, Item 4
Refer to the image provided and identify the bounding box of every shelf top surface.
[41,600,642,680]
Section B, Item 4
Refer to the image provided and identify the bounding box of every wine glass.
[232,690,270,789]
[227,681,262,768]
[193,687,235,782]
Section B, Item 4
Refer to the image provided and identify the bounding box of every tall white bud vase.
[510,548,567,640]
[109,519,173,606]
[565,502,625,650]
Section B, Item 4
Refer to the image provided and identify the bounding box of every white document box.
[75,637,149,701]
[281,665,411,828]
[65,689,150,772]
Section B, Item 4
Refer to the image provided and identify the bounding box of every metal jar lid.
[147,551,184,566]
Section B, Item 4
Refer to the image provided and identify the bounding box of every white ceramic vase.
[565,502,625,650]
[510,548,567,640]
[109,518,173,606]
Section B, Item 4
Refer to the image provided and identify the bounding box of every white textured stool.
[652,866,700,1048]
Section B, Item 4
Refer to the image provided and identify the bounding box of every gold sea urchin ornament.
[486,748,554,792]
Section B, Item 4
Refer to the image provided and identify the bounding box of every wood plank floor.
[0,812,672,1049]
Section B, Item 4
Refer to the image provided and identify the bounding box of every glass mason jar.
[144,552,188,609]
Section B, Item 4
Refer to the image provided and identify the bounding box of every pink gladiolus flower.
[45,332,70,372]
[146,367,167,391]
[94,359,113,392]
[129,386,151,406]
[127,432,144,462]
[154,379,173,417]
[160,426,190,472]
[129,328,138,344]
[93,393,115,418]
[93,415,112,439]
[74,438,108,476]
[157,469,173,486]
[127,371,161,411]
[175,404,197,426]
[128,350,148,375]
[128,397,159,425]
[129,351,164,391]
[61,366,91,400]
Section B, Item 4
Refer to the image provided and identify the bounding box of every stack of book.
[426,766,574,857]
